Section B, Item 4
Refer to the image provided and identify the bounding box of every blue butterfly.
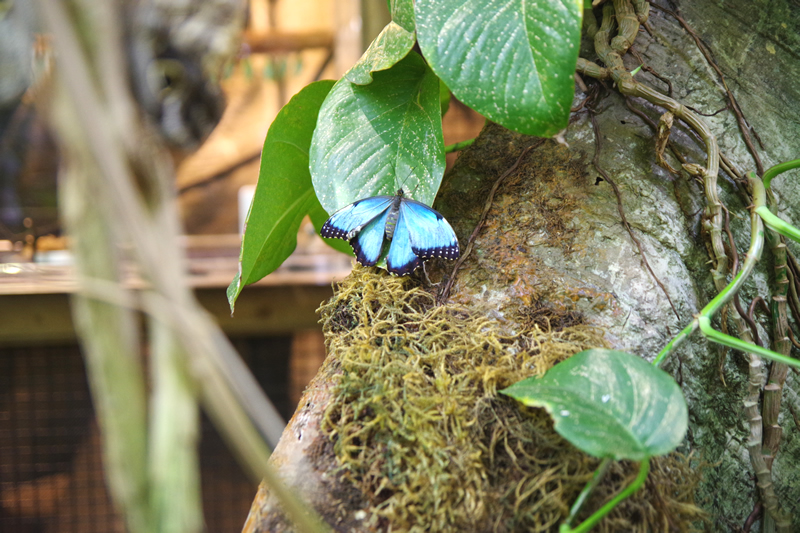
[321,189,459,276]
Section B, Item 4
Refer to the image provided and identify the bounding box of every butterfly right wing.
[398,198,459,260]
[321,196,394,266]
[385,207,421,275]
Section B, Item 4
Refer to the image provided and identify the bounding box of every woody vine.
[567,3,800,531]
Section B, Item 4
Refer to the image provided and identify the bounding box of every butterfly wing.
[399,198,460,261]
[321,196,394,266]
[385,207,421,275]
[320,196,394,240]
[349,208,391,266]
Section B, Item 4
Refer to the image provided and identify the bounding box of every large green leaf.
[227,80,335,312]
[346,0,416,85]
[501,349,688,460]
[389,0,415,32]
[345,23,416,86]
[310,51,445,214]
[415,0,582,136]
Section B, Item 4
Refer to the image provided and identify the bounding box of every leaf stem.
[444,138,475,153]
[698,316,800,369]
[755,206,800,244]
[762,158,800,190]
[560,459,650,533]
[652,322,697,366]
[654,173,766,366]
[564,457,612,528]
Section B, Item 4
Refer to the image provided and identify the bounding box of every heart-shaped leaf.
[501,349,688,460]
[228,80,335,312]
[415,0,582,136]
[310,51,445,214]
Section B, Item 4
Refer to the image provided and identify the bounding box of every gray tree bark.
[245,1,800,531]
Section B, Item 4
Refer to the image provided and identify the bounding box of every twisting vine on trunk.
[577,1,799,530]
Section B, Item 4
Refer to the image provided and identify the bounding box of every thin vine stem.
[698,317,800,370]
[563,457,613,528]
[438,141,543,303]
[654,174,766,366]
[560,459,650,533]
[756,207,800,243]
[444,138,475,153]
[762,158,800,189]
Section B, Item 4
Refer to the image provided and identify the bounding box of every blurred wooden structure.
[0,234,350,345]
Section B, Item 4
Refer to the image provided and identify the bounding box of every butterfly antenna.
[398,165,417,195]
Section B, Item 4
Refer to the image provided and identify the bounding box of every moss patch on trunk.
[318,266,706,532]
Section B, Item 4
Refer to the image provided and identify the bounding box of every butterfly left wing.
[399,198,460,261]
[320,196,394,240]
[321,196,394,267]
[349,208,391,266]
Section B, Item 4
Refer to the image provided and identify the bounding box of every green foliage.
[227,80,336,311]
[310,52,444,213]
[345,0,416,85]
[230,0,583,304]
[503,348,688,531]
[502,348,688,460]
[416,0,582,136]
[223,0,800,524]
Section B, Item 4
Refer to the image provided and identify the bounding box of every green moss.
[318,266,706,532]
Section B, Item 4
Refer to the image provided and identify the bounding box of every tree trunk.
[245,1,800,531]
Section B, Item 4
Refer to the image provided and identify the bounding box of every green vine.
[560,460,650,533]
[566,3,800,530]
[762,158,800,190]
[654,172,800,371]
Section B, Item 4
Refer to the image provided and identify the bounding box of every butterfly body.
[321,189,459,276]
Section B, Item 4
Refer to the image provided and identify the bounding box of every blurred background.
[0,0,482,531]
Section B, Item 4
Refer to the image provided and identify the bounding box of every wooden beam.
[0,284,335,346]
[0,234,350,345]
[244,30,334,53]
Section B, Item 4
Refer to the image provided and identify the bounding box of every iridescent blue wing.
[349,208,391,266]
[321,196,394,266]
[385,207,421,275]
[320,196,394,240]
[398,198,460,261]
